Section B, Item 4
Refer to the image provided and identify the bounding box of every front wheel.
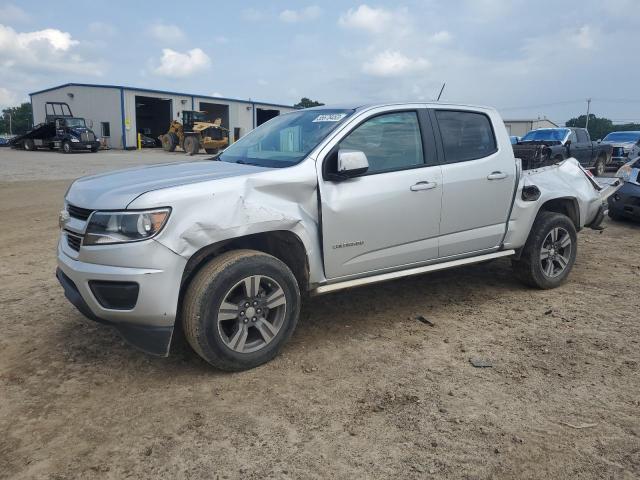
[183,135,200,155]
[181,250,301,371]
[512,211,577,289]
[61,141,72,154]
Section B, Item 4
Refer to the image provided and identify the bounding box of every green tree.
[0,102,32,135]
[294,97,324,109]
[565,114,613,141]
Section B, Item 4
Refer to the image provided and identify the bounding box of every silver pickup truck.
[56,102,618,370]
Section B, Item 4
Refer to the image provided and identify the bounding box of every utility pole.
[584,98,591,131]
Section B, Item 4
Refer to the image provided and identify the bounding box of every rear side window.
[435,110,497,163]
[339,111,425,174]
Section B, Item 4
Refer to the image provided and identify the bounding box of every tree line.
[565,113,640,141]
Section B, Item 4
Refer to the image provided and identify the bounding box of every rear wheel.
[183,135,200,155]
[23,138,35,151]
[593,154,606,177]
[512,211,577,289]
[161,133,178,152]
[181,250,301,371]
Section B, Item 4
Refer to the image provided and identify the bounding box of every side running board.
[311,250,516,295]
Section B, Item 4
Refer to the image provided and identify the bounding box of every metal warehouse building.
[30,83,296,149]
[503,117,558,137]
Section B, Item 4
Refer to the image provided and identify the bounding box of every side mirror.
[596,139,601,143]
[337,149,369,177]
[565,140,571,146]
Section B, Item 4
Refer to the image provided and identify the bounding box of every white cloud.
[0,86,20,107]
[429,30,452,44]
[148,22,185,43]
[0,24,102,75]
[362,50,430,77]
[570,25,594,50]
[338,5,409,35]
[88,21,117,37]
[0,3,29,23]
[153,48,211,77]
[279,6,322,23]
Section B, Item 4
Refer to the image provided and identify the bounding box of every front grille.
[81,132,95,142]
[67,204,94,221]
[66,231,82,251]
[612,146,625,157]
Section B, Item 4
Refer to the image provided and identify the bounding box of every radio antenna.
[437,83,446,101]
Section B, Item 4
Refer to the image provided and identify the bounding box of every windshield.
[521,128,569,142]
[603,132,640,143]
[66,118,86,128]
[219,109,354,168]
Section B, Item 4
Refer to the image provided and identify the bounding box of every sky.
[1,0,640,125]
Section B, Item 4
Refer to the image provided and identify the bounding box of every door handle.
[487,171,508,180]
[410,181,437,191]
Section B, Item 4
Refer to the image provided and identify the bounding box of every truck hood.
[66,160,270,209]
[602,141,636,149]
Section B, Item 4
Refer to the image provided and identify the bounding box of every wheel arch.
[537,196,580,230]
[179,230,310,300]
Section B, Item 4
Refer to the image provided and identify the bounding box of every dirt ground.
[1,149,639,479]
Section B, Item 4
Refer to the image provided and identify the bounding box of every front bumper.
[610,156,629,168]
[56,238,187,356]
[608,182,640,220]
[70,140,100,151]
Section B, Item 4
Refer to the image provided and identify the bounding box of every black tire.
[204,148,219,155]
[61,141,72,154]
[183,135,200,155]
[512,211,577,289]
[24,138,35,151]
[91,146,99,153]
[182,250,301,371]
[161,133,177,152]
[593,155,606,177]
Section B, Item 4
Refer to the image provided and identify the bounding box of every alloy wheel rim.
[539,227,572,278]
[216,275,287,353]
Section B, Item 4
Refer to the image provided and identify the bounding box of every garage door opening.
[199,102,229,130]
[256,108,280,126]
[135,96,171,146]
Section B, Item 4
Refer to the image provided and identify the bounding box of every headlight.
[84,208,171,245]
[70,137,79,142]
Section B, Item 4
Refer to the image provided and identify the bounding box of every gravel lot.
[1,148,639,479]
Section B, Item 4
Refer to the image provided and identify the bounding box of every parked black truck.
[513,127,612,175]
[10,102,100,153]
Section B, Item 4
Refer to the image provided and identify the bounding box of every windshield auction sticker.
[312,114,347,123]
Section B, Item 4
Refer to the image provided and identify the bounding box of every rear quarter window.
[435,110,497,164]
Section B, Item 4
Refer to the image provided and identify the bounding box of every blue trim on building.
[119,87,126,149]
[29,82,295,110]
[191,96,194,110]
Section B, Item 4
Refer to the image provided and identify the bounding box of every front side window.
[436,110,497,163]
[339,111,425,174]
[219,109,354,168]
[66,118,86,128]
[568,130,578,144]
[576,130,589,143]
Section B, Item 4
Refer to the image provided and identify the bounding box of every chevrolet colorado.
[56,102,618,370]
